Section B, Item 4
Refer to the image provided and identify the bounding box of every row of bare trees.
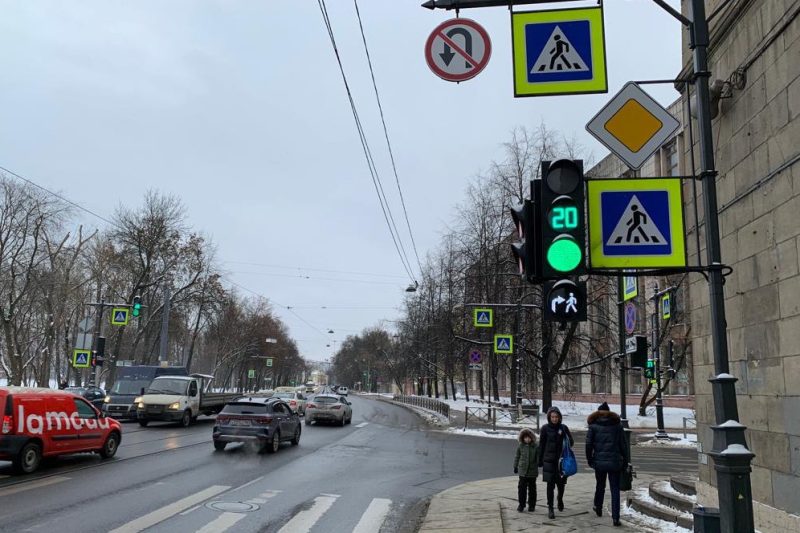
[332,125,689,411]
[0,176,305,390]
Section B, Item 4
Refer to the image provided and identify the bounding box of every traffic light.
[644,359,655,380]
[509,199,537,282]
[132,295,142,317]
[94,336,106,367]
[540,160,586,278]
[543,279,587,322]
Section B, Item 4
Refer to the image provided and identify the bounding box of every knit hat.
[598,401,610,411]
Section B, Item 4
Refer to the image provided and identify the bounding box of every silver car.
[305,394,352,426]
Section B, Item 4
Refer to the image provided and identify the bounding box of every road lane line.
[352,498,392,533]
[0,476,69,497]
[109,485,230,533]
[277,495,338,533]
[355,422,369,428]
[194,512,246,533]
[179,504,202,516]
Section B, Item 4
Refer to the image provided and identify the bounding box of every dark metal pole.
[689,0,755,530]
[617,277,633,475]
[651,287,667,438]
[90,298,105,387]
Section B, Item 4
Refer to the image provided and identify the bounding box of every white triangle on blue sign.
[606,195,667,247]
[115,311,127,322]
[531,26,589,74]
[76,352,88,364]
[497,339,510,350]
[477,312,490,323]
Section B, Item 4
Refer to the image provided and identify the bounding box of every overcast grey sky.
[0,0,681,362]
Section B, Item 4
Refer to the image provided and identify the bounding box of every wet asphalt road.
[0,395,696,532]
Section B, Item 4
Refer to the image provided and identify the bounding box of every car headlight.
[133,396,142,404]
[137,401,145,409]
[104,395,111,403]
[168,402,181,410]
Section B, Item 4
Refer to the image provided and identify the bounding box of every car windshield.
[272,392,293,399]
[313,396,338,404]
[111,380,151,395]
[146,379,188,395]
[222,403,268,414]
[64,387,85,394]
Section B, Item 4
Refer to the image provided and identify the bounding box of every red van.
[0,387,122,474]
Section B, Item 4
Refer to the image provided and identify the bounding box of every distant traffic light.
[540,160,586,278]
[132,295,142,317]
[645,359,656,380]
[509,198,538,282]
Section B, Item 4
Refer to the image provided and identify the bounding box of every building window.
[664,139,680,177]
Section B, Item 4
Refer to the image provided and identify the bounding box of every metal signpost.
[425,18,491,82]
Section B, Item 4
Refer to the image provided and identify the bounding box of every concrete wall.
[679,0,800,527]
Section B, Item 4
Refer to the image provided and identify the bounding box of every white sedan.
[305,395,352,426]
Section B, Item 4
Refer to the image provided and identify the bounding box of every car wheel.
[291,426,301,446]
[346,415,352,425]
[340,415,346,427]
[305,418,312,426]
[13,441,42,474]
[99,432,120,459]
[213,441,226,452]
[180,410,192,428]
[267,431,280,454]
[138,419,149,427]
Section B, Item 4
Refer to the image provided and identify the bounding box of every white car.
[338,386,349,396]
[271,391,307,415]
[305,395,352,426]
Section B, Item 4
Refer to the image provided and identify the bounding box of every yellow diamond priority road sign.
[586,82,680,170]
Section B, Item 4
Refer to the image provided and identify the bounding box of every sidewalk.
[418,473,663,533]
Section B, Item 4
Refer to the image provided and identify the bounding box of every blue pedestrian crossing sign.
[111,308,130,326]
[73,349,91,368]
[473,308,493,328]
[662,293,672,319]
[623,275,638,301]
[587,178,686,269]
[494,334,513,354]
[511,7,607,97]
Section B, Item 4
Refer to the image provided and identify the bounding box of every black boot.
[613,519,622,526]
[548,507,555,519]
[528,503,535,512]
[593,506,602,517]
[517,504,524,512]
[557,497,564,511]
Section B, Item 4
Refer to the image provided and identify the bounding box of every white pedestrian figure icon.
[565,292,578,313]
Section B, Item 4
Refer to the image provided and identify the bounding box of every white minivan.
[338,386,349,396]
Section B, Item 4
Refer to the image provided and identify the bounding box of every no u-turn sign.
[425,18,491,82]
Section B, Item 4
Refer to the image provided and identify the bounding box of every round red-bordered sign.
[425,18,492,82]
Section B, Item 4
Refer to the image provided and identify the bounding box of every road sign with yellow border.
[110,307,130,326]
[586,82,680,170]
[494,334,513,354]
[473,308,493,328]
[587,178,686,269]
[511,6,607,97]
[662,293,672,319]
[623,274,638,301]
[73,349,91,368]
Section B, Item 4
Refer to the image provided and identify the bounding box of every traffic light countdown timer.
[540,159,586,278]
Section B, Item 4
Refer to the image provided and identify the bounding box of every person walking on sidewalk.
[586,401,629,527]
[513,428,539,512]
[539,406,574,519]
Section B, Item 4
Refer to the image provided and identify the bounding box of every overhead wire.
[352,0,423,274]
[316,0,418,284]
[221,260,408,279]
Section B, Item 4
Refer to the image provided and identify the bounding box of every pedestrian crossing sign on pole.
[587,178,686,269]
[511,6,607,97]
[494,334,513,354]
[73,349,91,368]
[110,308,130,326]
[623,274,638,301]
[473,308,493,328]
[662,293,671,319]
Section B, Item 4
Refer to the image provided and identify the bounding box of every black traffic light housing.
[509,199,538,282]
[540,159,586,279]
[132,295,142,317]
[543,279,587,322]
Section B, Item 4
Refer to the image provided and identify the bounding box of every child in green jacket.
[514,427,539,512]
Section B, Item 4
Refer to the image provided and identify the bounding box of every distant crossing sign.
[511,6,607,97]
[662,293,672,319]
[623,274,638,301]
[494,334,513,354]
[473,308,493,328]
[587,178,686,269]
[73,349,91,368]
[110,308,130,326]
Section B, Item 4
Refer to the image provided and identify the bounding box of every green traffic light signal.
[546,236,583,273]
[132,295,142,317]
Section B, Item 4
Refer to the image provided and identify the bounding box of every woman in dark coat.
[586,401,629,527]
[538,406,574,519]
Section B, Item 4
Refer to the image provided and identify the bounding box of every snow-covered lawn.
[443,427,520,439]
[636,433,698,448]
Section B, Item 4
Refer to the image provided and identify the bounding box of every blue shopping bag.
[559,432,578,477]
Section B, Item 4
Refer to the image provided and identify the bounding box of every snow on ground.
[637,433,698,448]
[444,428,520,439]
[624,487,692,532]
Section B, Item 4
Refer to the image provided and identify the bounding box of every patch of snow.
[443,428,520,439]
[637,433,698,448]
[624,487,692,532]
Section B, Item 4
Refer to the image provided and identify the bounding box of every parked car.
[103,365,188,420]
[0,387,122,474]
[305,394,352,426]
[337,386,349,396]
[64,386,106,410]
[270,391,307,415]
[212,398,301,453]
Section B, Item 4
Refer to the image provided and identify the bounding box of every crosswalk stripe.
[194,512,246,533]
[356,422,369,428]
[109,485,230,533]
[245,489,281,505]
[278,495,338,533]
[0,476,69,498]
[352,498,392,533]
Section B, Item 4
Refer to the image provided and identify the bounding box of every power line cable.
[316,0,417,283]
[221,260,407,279]
[352,0,424,274]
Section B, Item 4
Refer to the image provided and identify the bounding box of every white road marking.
[277,495,338,533]
[352,498,392,533]
[194,512,246,533]
[109,485,230,533]
[179,504,202,516]
[246,498,267,504]
[355,422,369,428]
[319,493,341,497]
[0,476,69,497]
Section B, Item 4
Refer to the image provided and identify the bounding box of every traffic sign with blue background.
[111,307,130,326]
[588,178,686,268]
[623,275,638,301]
[73,349,91,368]
[624,302,637,334]
[494,334,513,354]
[511,7,607,97]
[662,293,672,319]
[473,308,493,328]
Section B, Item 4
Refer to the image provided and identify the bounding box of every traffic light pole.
[616,277,632,468]
[649,285,668,439]
[88,298,106,387]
